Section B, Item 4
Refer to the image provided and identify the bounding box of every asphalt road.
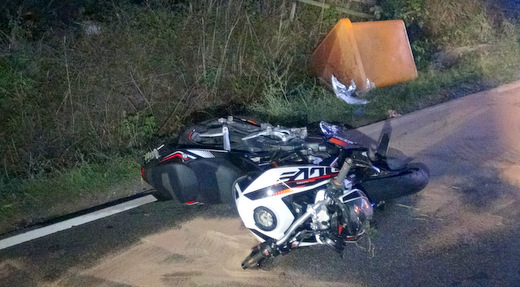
[1,81,520,286]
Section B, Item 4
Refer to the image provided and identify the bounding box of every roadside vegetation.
[1,0,519,234]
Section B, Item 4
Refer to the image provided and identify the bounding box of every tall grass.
[0,0,340,233]
[0,0,343,178]
[2,0,519,167]
[2,0,519,178]
[0,0,519,233]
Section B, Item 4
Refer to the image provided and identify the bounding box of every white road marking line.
[0,194,157,250]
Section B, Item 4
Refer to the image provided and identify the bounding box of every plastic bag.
[331,75,368,105]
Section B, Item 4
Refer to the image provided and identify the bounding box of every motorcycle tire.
[360,163,429,204]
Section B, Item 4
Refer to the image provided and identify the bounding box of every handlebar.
[241,125,307,142]
[194,117,307,151]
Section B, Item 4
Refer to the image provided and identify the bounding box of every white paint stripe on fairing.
[0,194,157,250]
[187,149,216,158]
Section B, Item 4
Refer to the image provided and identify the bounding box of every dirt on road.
[47,217,351,287]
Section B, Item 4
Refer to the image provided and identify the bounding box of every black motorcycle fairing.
[143,149,259,203]
[185,158,243,203]
[146,161,199,202]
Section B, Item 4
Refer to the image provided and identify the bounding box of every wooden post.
[290,2,297,21]
[297,0,374,20]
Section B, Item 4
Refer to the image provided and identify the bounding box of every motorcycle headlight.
[253,206,277,231]
[339,190,374,240]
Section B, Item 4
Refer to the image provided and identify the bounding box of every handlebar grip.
[333,158,353,187]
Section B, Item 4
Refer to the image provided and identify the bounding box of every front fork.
[241,159,354,269]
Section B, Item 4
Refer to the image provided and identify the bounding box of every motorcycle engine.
[310,190,330,231]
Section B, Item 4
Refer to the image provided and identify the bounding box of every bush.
[0,0,519,181]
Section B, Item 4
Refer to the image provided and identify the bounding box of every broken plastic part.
[331,75,368,105]
[364,78,376,91]
[356,78,376,97]
[319,121,339,138]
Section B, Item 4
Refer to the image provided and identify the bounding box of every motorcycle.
[141,116,428,207]
[141,117,428,267]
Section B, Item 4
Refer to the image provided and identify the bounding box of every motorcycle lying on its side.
[140,116,429,267]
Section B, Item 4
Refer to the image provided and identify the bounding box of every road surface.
[1,81,520,286]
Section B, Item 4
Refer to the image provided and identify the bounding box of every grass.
[249,35,520,128]
[0,155,143,234]
[248,0,520,127]
[0,0,519,235]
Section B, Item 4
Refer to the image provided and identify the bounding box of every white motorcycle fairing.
[234,165,339,241]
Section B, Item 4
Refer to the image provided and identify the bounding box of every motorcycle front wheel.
[359,163,429,204]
